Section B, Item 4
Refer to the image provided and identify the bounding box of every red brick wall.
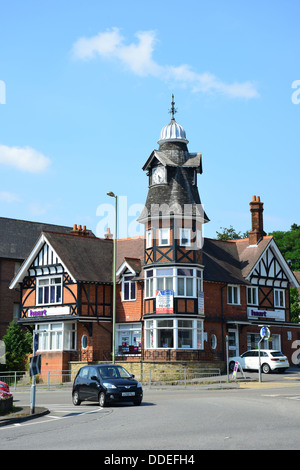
[0,259,20,338]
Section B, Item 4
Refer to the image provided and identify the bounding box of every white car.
[229,349,289,374]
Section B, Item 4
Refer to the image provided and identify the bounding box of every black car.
[72,364,143,407]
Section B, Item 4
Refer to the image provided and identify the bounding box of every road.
[1,369,300,451]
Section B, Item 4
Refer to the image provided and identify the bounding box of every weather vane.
[169,94,177,120]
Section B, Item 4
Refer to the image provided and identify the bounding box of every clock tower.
[138,97,209,355]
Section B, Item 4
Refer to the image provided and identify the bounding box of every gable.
[246,239,299,288]
[28,241,64,277]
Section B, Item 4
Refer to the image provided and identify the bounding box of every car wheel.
[262,363,270,374]
[72,391,81,406]
[134,398,142,406]
[99,392,107,407]
[229,361,235,372]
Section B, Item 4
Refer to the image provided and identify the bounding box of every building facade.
[9,102,300,372]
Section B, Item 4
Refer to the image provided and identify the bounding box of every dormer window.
[122,275,136,302]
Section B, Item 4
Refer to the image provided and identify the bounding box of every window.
[227,285,240,305]
[144,267,203,299]
[116,323,141,355]
[36,322,76,351]
[179,228,191,247]
[144,318,204,350]
[158,228,170,246]
[37,276,62,305]
[145,269,154,298]
[247,286,258,305]
[146,230,152,249]
[156,268,173,292]
[81,334,88,349]
[177,268,194,297]
[210,334,217,350]
[274,288,285,308]
[122,275,136,301]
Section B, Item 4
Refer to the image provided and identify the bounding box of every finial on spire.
[169,94,177,121]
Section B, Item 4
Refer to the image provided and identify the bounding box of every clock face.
[152,166,166,184]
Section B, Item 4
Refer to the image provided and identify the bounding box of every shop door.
[228,329,239,357]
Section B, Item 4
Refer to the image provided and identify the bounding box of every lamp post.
[107,191,117,364]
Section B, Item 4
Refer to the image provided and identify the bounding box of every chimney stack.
[104,227,113,239]
[70,224,90,237]
[249,195,266,245]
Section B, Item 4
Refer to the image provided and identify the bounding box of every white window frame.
[247,286,258,306]
[146,230,152,249]
[115,323,142,355]
[158,228,170,246]
[274,288,285,308]
[227,285,240,305]
[144,267,203,299]
[144,318,204,350]
[36,275,63,306]
[179,228,191,247]
[122,275,136,302]
[36,322,76,351]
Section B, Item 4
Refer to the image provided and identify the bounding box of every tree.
[290,288,300,323]
[216,226,249,241]
[2,321,32,371]
[268,224,300,271]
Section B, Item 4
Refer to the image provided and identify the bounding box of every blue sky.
[0,0,299,239]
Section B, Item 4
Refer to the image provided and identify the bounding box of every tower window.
[158,228,170,246]
[180,228,191,247]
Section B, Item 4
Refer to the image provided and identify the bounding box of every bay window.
[144,267,203,299]
[144,318,204,350]
[36,322,76,351]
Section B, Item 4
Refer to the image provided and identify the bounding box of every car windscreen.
[98,366,132,379]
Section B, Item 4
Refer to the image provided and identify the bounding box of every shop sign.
[198,292,204,314]
[247,307,285,321]
[156,290,174,314]
[28,306,70,317]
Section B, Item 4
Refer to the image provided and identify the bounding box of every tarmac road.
[0,367,300,451]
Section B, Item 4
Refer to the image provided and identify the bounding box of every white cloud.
[0,191,20,203]
[0,144,51,173]
[72,28,259,99]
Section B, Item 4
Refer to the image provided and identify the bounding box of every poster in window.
[198,292,204,314]
[156,290,174,314]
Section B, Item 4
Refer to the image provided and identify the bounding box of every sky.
[0,0,299,240]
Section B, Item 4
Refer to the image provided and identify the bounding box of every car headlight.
[137,382,142,388]
[103,383,117,389]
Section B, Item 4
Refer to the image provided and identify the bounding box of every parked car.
[72,364,143,407]
[229,349,289,374]
[0,381,9,392]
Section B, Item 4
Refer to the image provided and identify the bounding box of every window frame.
[274,288,285,308]
[227,284,241,305]
[36,275,63,306]
[247,286,258,306]
[158,228,170,246]
[122,275,136,302]
[144,318,204,350]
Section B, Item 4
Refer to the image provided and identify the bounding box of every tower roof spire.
[168,94,177,121]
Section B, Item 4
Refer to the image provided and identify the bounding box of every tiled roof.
[0,217,72,260]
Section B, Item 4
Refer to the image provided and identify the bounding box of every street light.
[107,191,117,364]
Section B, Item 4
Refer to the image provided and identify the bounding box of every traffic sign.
[260,326,270,339]
[30,354,41,376]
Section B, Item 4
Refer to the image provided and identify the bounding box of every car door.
[76,366,89,400]
[246,351,259,370]
[86,367,100,401]
[240,351,252,369]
